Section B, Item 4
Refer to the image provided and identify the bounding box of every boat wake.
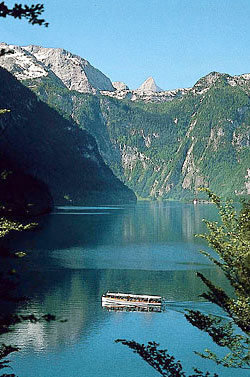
[162,300,229,318]
[102,298,229,319]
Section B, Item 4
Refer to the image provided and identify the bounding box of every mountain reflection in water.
[2,202,245,377]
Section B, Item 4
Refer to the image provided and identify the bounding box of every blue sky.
[1,0,250,89]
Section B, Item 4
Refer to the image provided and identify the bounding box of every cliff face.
[100,87,191,103]
[99,74,250,200]
[0,67,136,206]
[22,70,249,200]
[0,43,115,94]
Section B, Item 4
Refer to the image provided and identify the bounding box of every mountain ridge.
[2,42,250,102]
[0,43,115,94]
[20,69,249,200]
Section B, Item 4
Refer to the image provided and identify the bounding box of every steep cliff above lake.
[23,71,249,200]
[0,67,136,206]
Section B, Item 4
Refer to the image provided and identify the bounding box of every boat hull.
[102,296,161,307]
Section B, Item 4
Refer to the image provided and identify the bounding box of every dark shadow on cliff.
[0,67,136,206]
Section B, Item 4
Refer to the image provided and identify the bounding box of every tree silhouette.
[0,0,50,364]
[0,2,48,26]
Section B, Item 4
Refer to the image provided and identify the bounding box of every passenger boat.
[101,292,162,307]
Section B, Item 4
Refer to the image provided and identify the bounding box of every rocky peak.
[192,72,226,94]
[193,71,250,94]
[23,45,115,93]
[198,71,224,85]
[138,77,163,92]
[112,81,129,91]
[0,43,115,94]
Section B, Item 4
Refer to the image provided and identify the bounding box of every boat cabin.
[102,292,162,306]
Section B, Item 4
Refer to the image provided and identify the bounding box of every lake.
[1,201,247,377]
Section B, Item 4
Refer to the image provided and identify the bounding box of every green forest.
[23,71,250,202]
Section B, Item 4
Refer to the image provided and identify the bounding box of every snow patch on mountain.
[23,45,115,93]
[0,42,48,80]
[0,43,115,94]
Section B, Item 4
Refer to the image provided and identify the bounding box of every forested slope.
[0,68,136,207]
[26,72,250,200]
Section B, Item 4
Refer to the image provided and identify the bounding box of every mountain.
[103,77,190,103]
[0,67,136,207]
[99,72,250,200]
[101,86,191,103]
[112,81,129,90]
[0,155,53,217]
[138,77,163,92]
[0,43,190,103]
[1,43,249,201]
[23,70,250,201]
[0,43,115,94]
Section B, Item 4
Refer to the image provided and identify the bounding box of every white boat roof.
[104,292,161,299]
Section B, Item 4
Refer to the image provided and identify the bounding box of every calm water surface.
[2,202,247,377]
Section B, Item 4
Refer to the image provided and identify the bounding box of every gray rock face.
[101,87,191,103]
[24,45,115,93]
[0,42,48,80]
[112,81,129,90]
[101,71,250,103]
[2,42,250,105]
[0,43,115,93]
[102,76,191,103]
[192,71,250,94]
[138,77,163,92]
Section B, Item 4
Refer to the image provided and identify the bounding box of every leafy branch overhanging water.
[117,189,250,376]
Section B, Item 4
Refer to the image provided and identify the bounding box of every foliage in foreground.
[184,189,250,369]
[115,340,218,377]
[0,3,49,374]
[0,217,35,376]
[117,189,250,375]
[0,217,36,238]
[0,2,48,27]
[0,216,64,377]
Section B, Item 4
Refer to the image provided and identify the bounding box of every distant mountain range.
[0,42,249,204]
[0,43,162,94]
